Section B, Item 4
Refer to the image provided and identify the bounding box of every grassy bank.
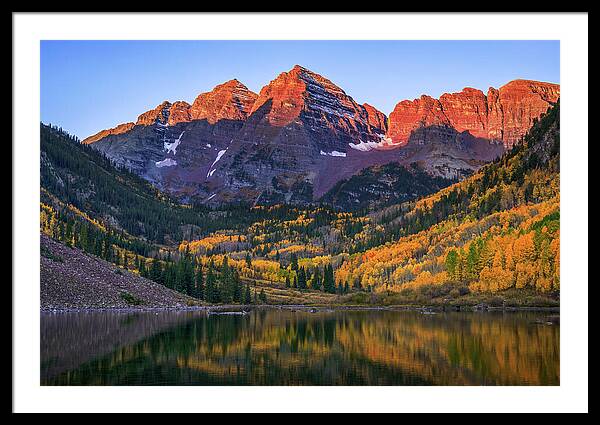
[247,279,559,309]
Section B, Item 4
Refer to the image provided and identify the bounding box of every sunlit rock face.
[492,79,560,147]
[82,122,136,145]
[82,66,558,206]
[363,102,388,134]
[209,65,390,204]
[387,79,560,148]
[190,79,258,124]
[387,95,451,147]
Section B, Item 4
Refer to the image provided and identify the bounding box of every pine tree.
[290,253,299,271]
[311,268,322,291]
[205,260,219,303]
[139,258,147,277]
[244,282,252,304]
[259,288,267,304]
[297,267,307,290]
[150,256,162,282]
[323,264,336,294]
[465,243,479,280]
[232,270,242,303]
[195,265,204,300]
[445,250,459,281]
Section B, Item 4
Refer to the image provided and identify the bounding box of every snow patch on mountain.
[320,150,347,157]
[348,139,383,152]
[164,132,185,154]
[377,133,394,145]
[156,158,177,167]
[211,149,227,167]
[206,148,228,178]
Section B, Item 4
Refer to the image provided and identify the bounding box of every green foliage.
[297,267,307,290]
[120,291,143,306]
[259,288,267,304]
[322,162,457,211]
[445,250,458,280]
[244,282,252,304]
[323,264,336,294]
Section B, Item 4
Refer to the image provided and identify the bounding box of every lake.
[40,308,559,385]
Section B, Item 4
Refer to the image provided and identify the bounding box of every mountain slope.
[41,234,197,309]
[369,101,560,243]
[40,101,560,307]
[321,162,457,211]
[335,102,560,298]
[208,65,390,204]
[41,123,276,245]
[41,122,368,255]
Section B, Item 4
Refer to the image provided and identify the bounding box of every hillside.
[321,162,457,211]
[41,234,198,310]
[335,102,560,305]
[350,102,560,252]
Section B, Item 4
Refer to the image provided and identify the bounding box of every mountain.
[41,122,358,246]
[82,66,558,207]
[206,65,392,205]
[352,101,560,254]
[336,102,560,300]
[387,79,560,148]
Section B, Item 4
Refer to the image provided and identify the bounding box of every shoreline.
[40,303,560,314]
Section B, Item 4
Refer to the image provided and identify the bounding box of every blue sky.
[41,40,559,139]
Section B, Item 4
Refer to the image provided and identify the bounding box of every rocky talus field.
[41,234,198,310]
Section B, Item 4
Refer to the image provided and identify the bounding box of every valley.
[40,97,560,309]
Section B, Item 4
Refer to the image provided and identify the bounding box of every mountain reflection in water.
[40,309,559,386]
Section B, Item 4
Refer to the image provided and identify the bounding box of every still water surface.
[40,308,559,385]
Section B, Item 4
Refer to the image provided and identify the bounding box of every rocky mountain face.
[387,79,560,148]
[321,162,456,211]
[82,66,558,207]
[189,79,258,123]
[206,65,392,204]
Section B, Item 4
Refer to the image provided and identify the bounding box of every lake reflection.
[40,309,559,385]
